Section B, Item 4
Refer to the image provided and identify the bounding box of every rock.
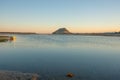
[52,28,71,34]
[10,36,16,41]
[31,74,39,80]
[0,39,8,42]
[0,36,16,42]
[66,73,74,78]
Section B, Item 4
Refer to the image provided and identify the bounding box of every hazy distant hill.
[52,28,71,34]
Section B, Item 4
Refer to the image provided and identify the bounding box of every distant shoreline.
[52,33,120,37]
[0,32,37,35]
[70,33,120,37]
[0,32,120,37]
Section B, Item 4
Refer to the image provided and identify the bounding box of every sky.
[0,0,120,33]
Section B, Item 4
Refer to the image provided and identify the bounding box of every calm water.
[0,34,120,80]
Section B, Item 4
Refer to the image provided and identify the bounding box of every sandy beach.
[0,70,39,80]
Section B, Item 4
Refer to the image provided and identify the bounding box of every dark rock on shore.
[66,73,74,78]
[0,36,16,42]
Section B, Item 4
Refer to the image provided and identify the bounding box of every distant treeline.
[71,32,120,36]
[0,31,120,36]
[0,32,37,34]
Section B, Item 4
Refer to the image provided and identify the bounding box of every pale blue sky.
[0,0,120,33]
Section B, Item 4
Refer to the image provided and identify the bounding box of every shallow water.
[0,34,120,80]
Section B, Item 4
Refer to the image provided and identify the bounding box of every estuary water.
[0,34,120,80]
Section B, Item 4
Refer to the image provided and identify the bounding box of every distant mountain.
[52,28,71,34]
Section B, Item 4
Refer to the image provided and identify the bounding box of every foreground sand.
[0,70,82,80]
[0,70,39,80]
